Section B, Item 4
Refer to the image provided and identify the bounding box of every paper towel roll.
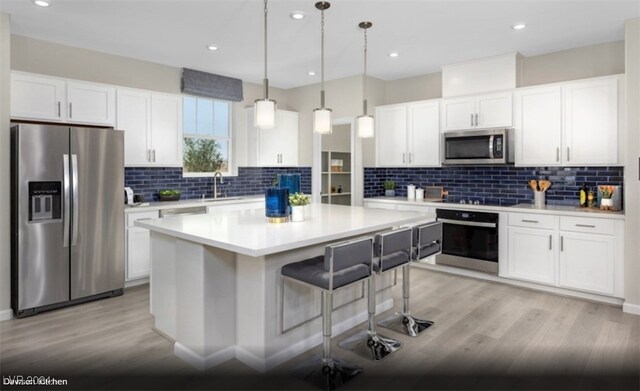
[407,185,416,200]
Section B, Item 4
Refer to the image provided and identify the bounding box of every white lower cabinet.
[125,210,159,281]
[507,227,556,285]
[558,232,615,295]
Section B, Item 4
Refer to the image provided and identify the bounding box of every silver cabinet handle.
[152,149,156,162]
[402,153,406,164]
[549,235,552,250]
[475,113,479,127]
[560,236,564,252]
[470,114,474,127]
[71,154,79,246]
[521,219,539,224]
[556,147,560,162]
[567,147,570,161]
[58,101,61,117]
[409,153,413,163]
[576,224,596,228]
[69,102,73,118]
[63,154,70,247]
[146,150,150,162]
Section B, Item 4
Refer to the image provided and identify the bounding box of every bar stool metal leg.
[378,265,433,337]
[338,276,403,361]
[293,291,362,390]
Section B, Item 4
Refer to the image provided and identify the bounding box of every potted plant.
[383,180,396,197]
[158,189,182,201]
[599,185,615,210]
[289,192,310,222]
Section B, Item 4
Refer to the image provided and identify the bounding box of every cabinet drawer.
[560,216,614,235]
[509,213,558,230]
[126,210,159,227]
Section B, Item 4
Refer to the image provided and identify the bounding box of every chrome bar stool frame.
[378,222,441,337]
[338,228,413,361]
[281,236,374,390]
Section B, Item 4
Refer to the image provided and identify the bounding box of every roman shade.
[181,68,244,102]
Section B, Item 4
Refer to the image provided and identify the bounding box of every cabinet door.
[476,92,512,128]
[407,101,440,166]
[375,105,407,166]
[277,110,299,166]
[563,78,618,165]
[11,72,66,122]
[126,227,151,280]
[441,97,475,131]
[67,81,116,126]
[559,232,615,295]
[150,93,182,166]
[514,86,562,166]
[117,89,151,166]
[507,227,556,285]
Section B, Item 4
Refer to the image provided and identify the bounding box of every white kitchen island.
[136,203,432,372]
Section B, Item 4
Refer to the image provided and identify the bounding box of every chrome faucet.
[213,172,224,199]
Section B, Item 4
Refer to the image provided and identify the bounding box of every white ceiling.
[1,0,638,89]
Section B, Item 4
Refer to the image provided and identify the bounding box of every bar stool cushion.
[282,256,371,290]
[373,251,410,272]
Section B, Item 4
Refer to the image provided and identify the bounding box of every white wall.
[624,18,640,313]
[0,13,11,320]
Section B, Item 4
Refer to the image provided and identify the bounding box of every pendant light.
[357,21,374,138]
[254,0,277,129]
[313,1,332,134]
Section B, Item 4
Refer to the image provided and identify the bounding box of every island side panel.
[150,232,178,340]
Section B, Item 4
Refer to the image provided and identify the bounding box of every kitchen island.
[135,203,432,372]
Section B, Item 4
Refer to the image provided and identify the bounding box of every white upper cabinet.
[246,108,299,167]
[150,93,182,166]
[375,100,440,167]
[11,71,115,126]
[562,77,618,165]
[117,89,151,166]
[441,91,512,132]
[66,81,116,126]
[514,85,563,166]
[376,105,407,166]
[117,89,182,167]
[11,72,66,122]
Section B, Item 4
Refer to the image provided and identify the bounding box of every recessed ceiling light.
[206,45,219,51]
[511,23,526,30]
[388,52,399,58]
[33,0,51,7]
[290,11,305,20]
[308,71,316,76]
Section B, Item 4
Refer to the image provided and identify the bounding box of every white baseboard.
[125,277,149,288]
[173,298,394,373]
[0,309,13,322]
[174,342,236,371]
[623,302,640,315]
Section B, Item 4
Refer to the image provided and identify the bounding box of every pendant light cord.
[320,7,325,108]
[363,25,368,115]
[263,0,269,99]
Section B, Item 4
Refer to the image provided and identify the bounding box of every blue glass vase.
[278,174,301,195]
[265,187,289,223]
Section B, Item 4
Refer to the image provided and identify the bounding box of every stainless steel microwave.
[442,128,514,165]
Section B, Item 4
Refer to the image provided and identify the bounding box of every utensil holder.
[534,191,545,208]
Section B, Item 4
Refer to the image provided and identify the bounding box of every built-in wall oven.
[435,209,499,274]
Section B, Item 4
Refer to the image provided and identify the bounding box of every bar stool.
[338,228,410,361]
[378,221,441,337]
[281,237,374,390]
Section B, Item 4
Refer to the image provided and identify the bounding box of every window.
[182,96,232,176]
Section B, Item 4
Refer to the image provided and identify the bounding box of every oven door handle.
[438,218,497,228]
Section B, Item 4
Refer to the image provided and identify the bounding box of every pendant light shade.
[254,0,277,130]
[357,21,374,138]
[313,1,332,135]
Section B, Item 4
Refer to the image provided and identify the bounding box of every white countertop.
[135,203,433,257]
[124,195,264,213]
[365,196,625,220]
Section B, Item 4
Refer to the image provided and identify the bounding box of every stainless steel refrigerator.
[11,123,125,317]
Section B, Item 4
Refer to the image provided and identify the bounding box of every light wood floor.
[1,268,638,390]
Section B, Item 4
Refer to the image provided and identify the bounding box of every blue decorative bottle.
[278,174,301,195]
[265,187,289,223]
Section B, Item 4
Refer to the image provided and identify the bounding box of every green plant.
[159,189,181,196]
[183,138,224,173]
[383,180,396,190]
[599,185,615,199]
[289,192,311,206]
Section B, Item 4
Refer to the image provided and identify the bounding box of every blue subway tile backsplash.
[125,167,311,202]
[364,166,624,206]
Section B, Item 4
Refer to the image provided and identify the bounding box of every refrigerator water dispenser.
[28,182,61,222]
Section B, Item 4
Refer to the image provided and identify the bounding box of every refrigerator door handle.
[63,154,70,247]
[71,154,79,246]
